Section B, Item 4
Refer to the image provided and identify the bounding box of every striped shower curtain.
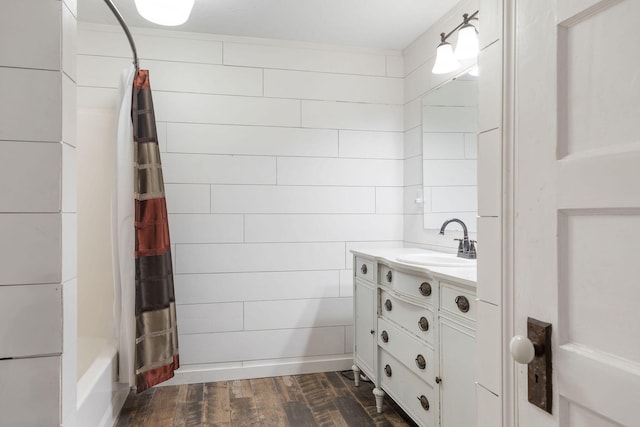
[131,69,179,392]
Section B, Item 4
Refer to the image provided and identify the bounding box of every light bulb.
[135,0,195,26]
[455,24,479,60]
[432,42,461,74]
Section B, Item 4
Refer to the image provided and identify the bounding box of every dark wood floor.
[116,371,418,426]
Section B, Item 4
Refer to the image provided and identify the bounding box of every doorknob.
[510,317,552,414]
[509,335,536,364]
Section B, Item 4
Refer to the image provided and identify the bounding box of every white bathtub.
[77,338,129,427]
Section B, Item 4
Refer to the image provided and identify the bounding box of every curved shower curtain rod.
[103,0,139,69]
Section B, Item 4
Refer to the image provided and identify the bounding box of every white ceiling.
[79,0,461,50]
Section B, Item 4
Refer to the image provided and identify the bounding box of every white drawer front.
[0,356,60,427]
[354,256,374,283]
[380,290,434,345]
[378,317,436,385]
[396,270,435,304]
[378,264,394,286]
[382,268,435,306]
[379,349,436,427]
[440,283,476,322]
[0,283,62,358]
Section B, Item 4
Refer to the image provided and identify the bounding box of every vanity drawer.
[383,269,435,305]
[379,290,434,345]
[379,349,436,427]
[378,264,394,286]
[441,283,476,322]
[354,256,374,283]
[378,317,435,385]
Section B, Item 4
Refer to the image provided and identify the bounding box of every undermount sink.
[396,253,476,267]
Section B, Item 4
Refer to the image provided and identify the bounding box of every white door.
[513,0,640,426]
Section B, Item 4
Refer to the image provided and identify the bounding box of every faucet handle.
[453,238,464,254]
[468,240,477,258]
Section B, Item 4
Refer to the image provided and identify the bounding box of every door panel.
[514,0,640,425]
[557,345,639,426]
[563,399,624,427]
[559,213,640,362]
[557,0,640,157]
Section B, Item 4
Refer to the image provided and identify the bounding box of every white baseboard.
[160,355,353,386]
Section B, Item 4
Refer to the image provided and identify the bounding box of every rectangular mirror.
[422,73,478,232]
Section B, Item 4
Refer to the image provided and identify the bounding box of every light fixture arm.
[440,10,479,44]
[103,0,139,70]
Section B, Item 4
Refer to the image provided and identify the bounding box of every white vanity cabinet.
[352,256,377,384]
[351,249,476,427]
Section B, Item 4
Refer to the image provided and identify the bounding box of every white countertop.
[350,247,477,288]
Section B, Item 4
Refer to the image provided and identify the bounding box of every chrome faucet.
[439,218,476,259]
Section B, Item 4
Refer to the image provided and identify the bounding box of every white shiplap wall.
[0,0,78,425]
[403,0,505,424]
[77,24,404,383]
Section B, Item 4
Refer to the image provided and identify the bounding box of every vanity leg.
[352,364,361,386]
[373,387,385,413]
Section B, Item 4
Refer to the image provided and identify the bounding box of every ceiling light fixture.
[134,0,195,26]
[432,11,479,75]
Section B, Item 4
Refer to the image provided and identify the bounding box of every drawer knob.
[415,354,426,370]
[435,376,442,384]
[361,264,368,274]
[384,364,392,377]
[370,329,375,335]
[419,282,432,296]
[384,299,392,311]
[418,395,430,411]
[418,316,429,331]
[455,295,470,313]
[381,330,389,343]
[386,271,393,282]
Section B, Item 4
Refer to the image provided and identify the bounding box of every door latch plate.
[527,317,552,413]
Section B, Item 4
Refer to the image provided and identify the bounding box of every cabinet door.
[354,279,376,380]
[439,317,475,427]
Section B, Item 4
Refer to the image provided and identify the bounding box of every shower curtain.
[113,66,179,393]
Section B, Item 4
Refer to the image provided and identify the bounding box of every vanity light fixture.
[432,10,479,75]
[135,0,195,26]
[455,14,480,59]
[431,35,461,75]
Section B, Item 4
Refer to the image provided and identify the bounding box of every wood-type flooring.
[115,371,418,427]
